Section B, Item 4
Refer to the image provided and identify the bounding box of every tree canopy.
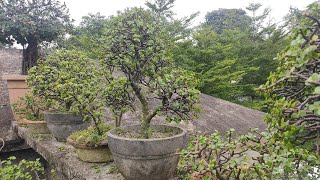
[205,8,251,34]
[0,0,72,74]
[173,4,288,109]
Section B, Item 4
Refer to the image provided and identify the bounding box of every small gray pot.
[107,125,187,180]
[44,112,87,142]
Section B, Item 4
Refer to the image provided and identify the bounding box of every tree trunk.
[22,37,39,75]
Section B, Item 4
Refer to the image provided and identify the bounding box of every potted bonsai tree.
[66,72,133,163]
[12,93,52,134]
[67,122,114,163]
[27,49,103,141]
[102,8,200,180]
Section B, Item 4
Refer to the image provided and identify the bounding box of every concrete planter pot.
[67,137,113,163]
[107,125,188,180]
[44,112,87,142]
[19,119,51,134]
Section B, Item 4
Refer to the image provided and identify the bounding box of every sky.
[63,0,315,26]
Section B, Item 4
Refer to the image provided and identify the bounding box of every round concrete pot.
[67,138,113,163]
[20,119,51,134]
[44,112,87,142]
[107,125,188,180]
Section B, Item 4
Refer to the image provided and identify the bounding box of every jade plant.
[178,129,320,179]
[178,3,320,179]
[27,49,107,135]
[101,7,200,138]
[68,123,113,146]
[0,156,45,180]
[259,2,320,151]
[12,93,54,121]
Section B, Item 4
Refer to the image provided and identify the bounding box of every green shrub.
[69,123,113,146]
[178,129,320,179]
[12,94,54,121]
[0,156,44,180]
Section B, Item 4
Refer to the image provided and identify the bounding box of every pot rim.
[107,124,187,142]
[44,111,77,115]
[67,137,108,149]
[17,118,47,124]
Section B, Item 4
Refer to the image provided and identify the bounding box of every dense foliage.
[10,0,320,178]
[59,13,109,59]
[100,7,200,138]
[173,4,288,110]
[178,2,320,179]
[0,0,72,74]
[0,156,44,180]
[204,8,251,34]
[12,94,53,121]
[27,50,106,134]
[178,129,319,179]
[260,3,320,151]
[69,123,113,146]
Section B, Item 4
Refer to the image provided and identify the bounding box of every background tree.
[245,3,272,40]
[146,0,199,41]
[173,4,288,110]
[204,8,251,34]
[59,13,109,59]
[178,3,320,178]
[0,0,72,74]
[145,0,175,19]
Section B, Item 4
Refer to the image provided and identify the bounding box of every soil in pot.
[67,138,113,163]
[107,125,188,180]
[44,112,88,142]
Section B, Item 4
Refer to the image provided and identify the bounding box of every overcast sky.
[63,0,315,26]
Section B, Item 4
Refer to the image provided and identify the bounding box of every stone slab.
[13,122,124,180]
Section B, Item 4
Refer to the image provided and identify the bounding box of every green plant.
[259,2,320,151]
[178,2,320,179]
[178,129,320,179]
[12,93,54,121]
[101,7,200,138]
[57,146,65,151]
[0,0,72,74]
[69,123,113,146]
[0,156,45,180]
[27,49,107,135]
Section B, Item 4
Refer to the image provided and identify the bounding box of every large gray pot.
[107,125,188,180]
[44,112,87,142]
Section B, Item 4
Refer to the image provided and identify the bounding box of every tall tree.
[246,3,273,40]
[204,9,251,34]
[59,13,109,59]
[0,0,72,74]
[145,0,199,41]
[145,0,175,19]
[174,5,288,109]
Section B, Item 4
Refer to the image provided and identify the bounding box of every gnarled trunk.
[22,37,38,75]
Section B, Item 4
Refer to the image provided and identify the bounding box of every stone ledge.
[13,122,123,180]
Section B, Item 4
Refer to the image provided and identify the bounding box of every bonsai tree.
[101,7,200,138]
[0,0,72,74]
[103,77,135,127]
[27,49,106,135]
[12,93,53,121]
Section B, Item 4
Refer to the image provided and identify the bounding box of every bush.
[0,156,44,180]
